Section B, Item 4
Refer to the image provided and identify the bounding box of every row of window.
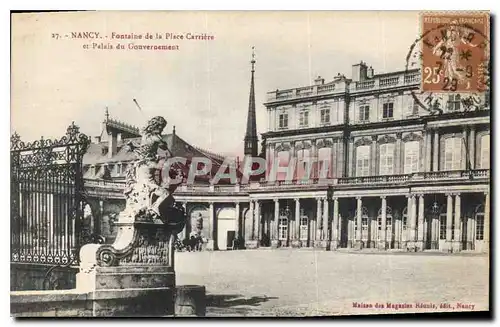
[277,95,466,129]
[277,213,485,241]
[355,135,490,176]
[279,108,332,129]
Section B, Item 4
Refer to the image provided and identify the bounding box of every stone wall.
[11,263,77,291]
[11,287,175,317]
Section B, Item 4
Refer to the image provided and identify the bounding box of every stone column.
[312,140,318,179]
[331,197,339,249]
[445,194,453,252]
[453,194,462,252]
[315,197,322,247]
[322,197,330,249]
[348,137,354,177]
[182,202,189,239]
[379,196,387,250]
[425,130,432,171]
[433,129,439,171]
[484,192,490,252]
[371,135,377,176]
[337,139,344,177]
[356,197,363,249]
[293,198,301,247]
[207,202,217,251]
[462,129,468,170]
[469,127,476,169]
[410,195,417,250]
[271,199,279,248]
[395,132,402,174]
[269,143,276,182]
[235,202,240,239]
[417,194,425,251]
[405,196,412,249]
[254,201,260,245]
[291,142,297,180]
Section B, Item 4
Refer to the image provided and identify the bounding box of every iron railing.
[10,123,90,267]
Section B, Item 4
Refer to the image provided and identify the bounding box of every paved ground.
[174,249,489,317]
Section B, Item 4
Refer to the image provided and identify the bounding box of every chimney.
[352,61,368,82]
[94,136,101,143]
[367,66,374,78]
[314,76,325,85]
[108,132,117,159]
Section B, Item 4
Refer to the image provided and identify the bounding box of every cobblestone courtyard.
[175,249,489,317]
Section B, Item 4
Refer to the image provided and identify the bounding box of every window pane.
[404,141,419,174]
[481,134,490,169]
[356,145,371,176]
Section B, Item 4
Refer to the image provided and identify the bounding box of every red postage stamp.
[420,12,490,93]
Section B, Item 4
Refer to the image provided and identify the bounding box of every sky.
[11,11,420,157]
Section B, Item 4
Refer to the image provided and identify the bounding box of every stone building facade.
[83,60,490,253]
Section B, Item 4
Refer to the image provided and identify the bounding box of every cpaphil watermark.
[159,156,335,186]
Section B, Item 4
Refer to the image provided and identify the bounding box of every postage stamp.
[420,11,490,93]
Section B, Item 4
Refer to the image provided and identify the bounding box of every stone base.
[10,287,175,317]
[429,241,438,250]
[319,240,330,250]
[76,266,176,291]
[353,241,363,250]
[91,287,174,317]
[175,285,206,317]
[245,240,259,249]
[270,240,279,248]
[313,240,323,248]
[451,241,462,253]
[206,240,216,251]
[330,240,339,250]
[415,241,424,252]
[291,240,302,248]
[377,241,387,250]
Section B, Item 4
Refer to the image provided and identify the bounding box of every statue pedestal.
[77,220,178,317]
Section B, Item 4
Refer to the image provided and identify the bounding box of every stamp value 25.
[420,12,489,93]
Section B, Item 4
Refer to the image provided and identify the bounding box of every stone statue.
[79,116,186,270]
[122,116,184,230]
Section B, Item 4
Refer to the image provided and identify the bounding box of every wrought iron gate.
[10,122,90,269]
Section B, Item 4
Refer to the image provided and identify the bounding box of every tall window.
[379,143,395,175]
[447,94,461,112]
[278,113,288,129]
[320,108,330,124]
[480,134,490,169]
[476,213,485,241]
[278,218,288,241]
[299,111,309,127]
[359,105,370,122]
[439,214,447,240]
[299,215,308,240]
[444,137,463,170]
[356,145,370,177]
[403,141,420,173]
[410,98,419,116]
[383,103,394,119]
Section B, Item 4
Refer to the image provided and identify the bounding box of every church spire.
[244,47,258,157]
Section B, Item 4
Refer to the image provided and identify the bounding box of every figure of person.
[125,116,176,219]
[432,20,479,86]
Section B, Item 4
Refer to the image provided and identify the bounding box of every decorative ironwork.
[10,122,91,272]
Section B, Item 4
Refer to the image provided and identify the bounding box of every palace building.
[82,59,490,253]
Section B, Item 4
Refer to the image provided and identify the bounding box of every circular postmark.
[405,13,490,114]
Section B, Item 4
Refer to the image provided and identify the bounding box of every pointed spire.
[244,46,258,157]
[105,107,109,121]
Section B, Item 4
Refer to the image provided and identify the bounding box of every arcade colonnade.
[178,190,489,253]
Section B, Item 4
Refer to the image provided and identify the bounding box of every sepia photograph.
[10,10,490,317]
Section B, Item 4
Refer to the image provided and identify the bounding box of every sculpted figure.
[122,116,184,227]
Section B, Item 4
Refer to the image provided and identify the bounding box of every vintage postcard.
[10,11,490,317]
